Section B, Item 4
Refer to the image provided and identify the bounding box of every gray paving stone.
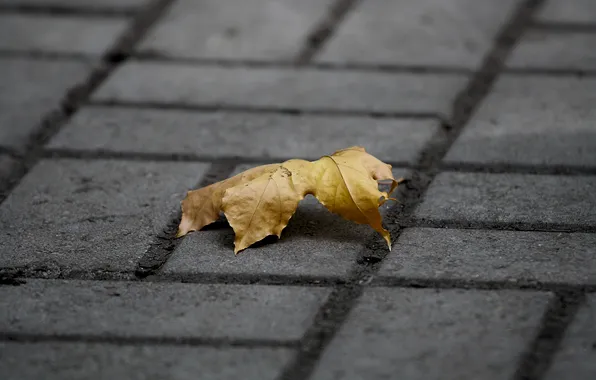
[138,0,333,60]
[538,0,596,23]
[545,293,596,380]
[0,159,207,272]
[0,57,91,151]
[414,172,596,225]
[0,343,292,380]
[92,63,468,116]
[0,0,149,9]
[0,279,329,340]
[316,0,518,68]
[0,14,127,55]
[162,166,408,278]
[507,31,596,71]
[380,228,596,285]
[444,75,596,166]
[49,106,439,163]
[311,288,551,380]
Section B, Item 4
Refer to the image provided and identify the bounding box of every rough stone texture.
[545,294,596,380]
[0,15,127,55]
[0,280,329,340]
[380,228,596,285]
[0,343,292,380]
[537,0,596,23]
[0,159,207,272]
[444,75,596,166]
[92,63,468,116]
[0,0,149,9]
[317,0,518,68]
[138,0,333,60]
[507,32,596,71]
[414,172,596,225]
[162,166,408,278]
[311,288,551,380]
[0,57,91,151]
[49,106,439,163]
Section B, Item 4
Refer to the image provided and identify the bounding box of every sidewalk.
[1,0,595,379]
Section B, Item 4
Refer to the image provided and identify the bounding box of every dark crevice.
[276,1,547,379]
[135,162,238,278]
[89,100,442,120]
[0,332,298,348]
[531,21,596,33]
[295,0,361,63]
[440,162,596,176]
[0,4,138,17]
[0,50,97,62]
[505,67,596,77]
[408,219,596,234]
[43,148,413,169]
[0,0,176,206]
[41,148,596,178]
[133,52,474,74]
[512,291,586,380]
[3,271,596,294]
[373,277,596,293]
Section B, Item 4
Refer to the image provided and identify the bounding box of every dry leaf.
[177,146,404,253]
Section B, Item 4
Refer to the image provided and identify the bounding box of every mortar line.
[505,67,596,76]
[0,0,176,206]
[0,331,298,349]
[132,53,475,74]
[43,148,415,169]
[135,162,239,278]
[294,0,361,63]
[276,1,547,379]
[42,148,596,176]
[3,271,596,293]
[0,4,138,17]
[4,48,595,77]
[88,100,443,120]
[440,162,596,176]
[0,50,97,62]
[407,219,596,233]
[511,291,586,380]
[531,21,596,33]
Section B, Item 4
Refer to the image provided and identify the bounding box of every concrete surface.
[0,0,594,379]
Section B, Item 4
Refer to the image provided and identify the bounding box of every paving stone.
[0,57,91,151]
[0,279,329,340]
[444,75,596,166]
[0,0,149,10]
[92,63,468,116]
[380,228,596,285]
[414,172,596,225]
[0,14,127,55]
[545,293,596,380]
[537,0,596,23]
[0,343,292,380]
[311,288,551,380]
[49,106,439,163]
[138,0,333,60]
[161,166,408,278]
[316,0,518,68]
[507,31,596,71]
[0,159,207,272]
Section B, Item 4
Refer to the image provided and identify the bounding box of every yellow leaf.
[221,166,302,253]
[176,147,404,253]
[176,163,279,237]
